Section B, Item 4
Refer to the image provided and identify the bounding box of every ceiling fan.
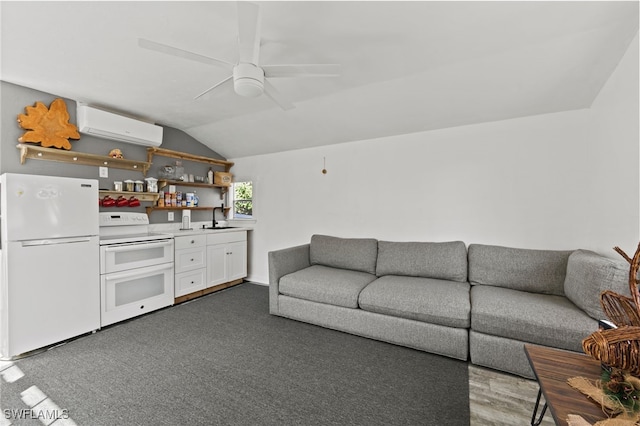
[138,2,341,110]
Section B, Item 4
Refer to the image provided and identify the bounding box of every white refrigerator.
[0,173,100,358]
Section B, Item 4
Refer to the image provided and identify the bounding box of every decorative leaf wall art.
[17,98,80,150]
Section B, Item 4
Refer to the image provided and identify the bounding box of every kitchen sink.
[206,226,234,230]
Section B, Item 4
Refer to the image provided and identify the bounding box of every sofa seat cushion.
[358,275,471,328]
[468,244,573,296]
[471,285,597,352]
[376,240,468,282]
[279,265,377,308]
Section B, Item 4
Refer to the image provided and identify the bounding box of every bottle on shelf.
[208,168,214,185]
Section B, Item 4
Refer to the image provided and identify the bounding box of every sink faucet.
[211,204,225,228]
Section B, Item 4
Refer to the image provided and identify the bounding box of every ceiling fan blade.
[138,38,233,69]
[237,2,261,64]
[263,64,341,78]
[263,79,295,111]
[194,75,233,100]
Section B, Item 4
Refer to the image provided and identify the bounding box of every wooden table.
[525,344,606,426]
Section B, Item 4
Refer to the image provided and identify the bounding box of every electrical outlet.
[168,212,174,221]
[99,167,108,178]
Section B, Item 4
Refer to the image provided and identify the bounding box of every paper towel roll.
[181,209,191,229]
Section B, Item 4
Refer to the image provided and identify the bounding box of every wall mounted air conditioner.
[77,105,163,147]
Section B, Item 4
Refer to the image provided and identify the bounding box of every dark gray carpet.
[1,283,470,425]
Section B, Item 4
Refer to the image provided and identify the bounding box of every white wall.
[232,34,639,285]
[587,33,639,258]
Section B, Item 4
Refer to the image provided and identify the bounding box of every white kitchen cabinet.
[175,269,206,298]
[174,234,207,298]
[174,230,247,303]
[206,231,247,288]
[175,246,206,273]
[226,241,248,281]
[206,244,227,286]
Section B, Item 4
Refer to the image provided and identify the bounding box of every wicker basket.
[600,290,640,327]
[582,326,640,376]
[581,243,640,375]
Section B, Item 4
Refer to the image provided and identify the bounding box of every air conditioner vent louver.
[77,105,163,147]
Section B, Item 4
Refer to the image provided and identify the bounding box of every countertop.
[169,227,251,237]
[149,221,252,237]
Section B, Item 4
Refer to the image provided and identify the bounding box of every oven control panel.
[99,212,149,227]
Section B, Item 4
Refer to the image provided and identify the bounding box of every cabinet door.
[206,244,227,287]
[226,240,247,282]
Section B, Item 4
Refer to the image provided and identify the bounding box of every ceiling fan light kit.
[233,63,264,97]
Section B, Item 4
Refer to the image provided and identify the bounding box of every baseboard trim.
[174,278,244,304]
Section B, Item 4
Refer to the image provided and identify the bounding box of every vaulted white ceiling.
[1,1,638,158]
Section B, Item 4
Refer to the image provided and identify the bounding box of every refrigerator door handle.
[21,237,94,247]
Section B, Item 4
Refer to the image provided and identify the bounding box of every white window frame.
[228,179,254,221]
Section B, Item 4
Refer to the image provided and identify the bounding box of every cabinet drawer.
[175,269,206,297]
[206,230,247,246]
[175,247,206,273]
[175,234,207,250]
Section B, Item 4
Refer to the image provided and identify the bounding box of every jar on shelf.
[175,161,185,180]
[145,177,158,193]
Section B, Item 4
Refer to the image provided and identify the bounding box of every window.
[231,181,253,219]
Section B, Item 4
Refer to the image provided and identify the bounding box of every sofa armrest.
[268,243,311,314]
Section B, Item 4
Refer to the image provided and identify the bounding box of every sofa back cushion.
[376,241,468,282]
[310,234,378,274]
[468,244,573,295]
[564,249,630,320]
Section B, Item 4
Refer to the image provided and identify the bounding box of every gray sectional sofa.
[268,235,631,378]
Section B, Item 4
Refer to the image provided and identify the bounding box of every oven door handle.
[103,239,173,253]
[104,262,174,281]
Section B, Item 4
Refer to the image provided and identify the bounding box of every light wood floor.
[469,364,555,426]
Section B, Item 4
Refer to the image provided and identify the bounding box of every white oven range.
[99,212,174,327]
